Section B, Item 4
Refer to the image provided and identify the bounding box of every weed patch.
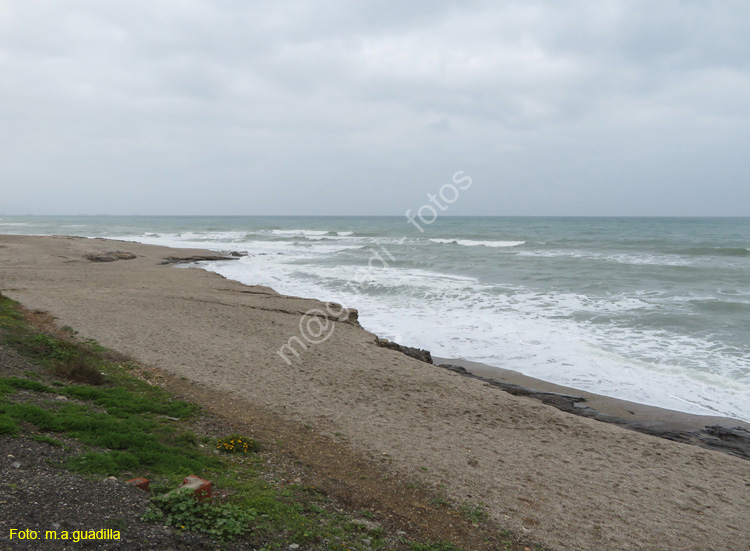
[460,503,489,524]
[53,354,105,385]
[143,488,256,541]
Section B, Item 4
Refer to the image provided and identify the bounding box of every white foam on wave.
[121,230,249,242]
[208,248,480,303]
[354,288,750,422]
[119,233,361,260]
[719,288,750,295]
[0,222,30,226]
[271,229,330,237]
[430,238,526,248]
[266,229,359,240]
[304,235,351,241]
[177,231,248,241]
[518,249,694,267]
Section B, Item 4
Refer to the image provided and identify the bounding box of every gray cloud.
[1,0,749,215]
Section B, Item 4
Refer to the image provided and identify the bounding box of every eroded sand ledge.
[1,235,749,551]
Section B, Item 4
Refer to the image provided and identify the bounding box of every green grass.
[0,393,217,476]
[61,384,196,418]
[0,414,18,435]
[0,376,54,396]
[30,434,64,447]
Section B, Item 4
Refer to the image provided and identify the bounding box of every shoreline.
[436,356,749,432]
[432,357,749,459]
[2,235,749,551]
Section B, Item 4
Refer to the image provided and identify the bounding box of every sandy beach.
[1,234,749,551]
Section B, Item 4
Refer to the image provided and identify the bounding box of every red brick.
[126,477,150,492]
[178,475,212,501]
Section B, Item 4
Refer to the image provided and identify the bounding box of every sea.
[2,215,748,422]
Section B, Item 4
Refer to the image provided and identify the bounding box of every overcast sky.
[1,0,749,216]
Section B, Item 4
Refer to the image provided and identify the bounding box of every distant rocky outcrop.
[84,251,137,262]
[376,338,432,364]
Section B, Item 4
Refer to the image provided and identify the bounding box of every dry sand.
[1,235,748,551]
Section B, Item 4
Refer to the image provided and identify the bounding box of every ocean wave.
[429,238,526,248]
[304,235,356,241]
[517,249,692,266]
[0,222,30,226]
[274,230,356,238]
[717,288,750,297]
[175,231,248,241]
[271,229,330,237]
[673,247,750,257]
[605,253,692,267]
[690,298,750,311]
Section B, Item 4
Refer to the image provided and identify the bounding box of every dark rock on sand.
[84,251,137,262]
[376,338,432,364]
[159,255,239,265]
